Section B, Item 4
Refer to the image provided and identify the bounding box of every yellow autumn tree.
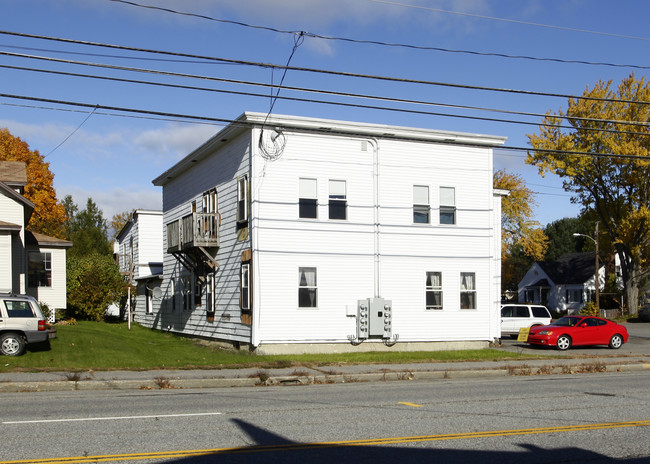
[494,169,548,291]
[0,128,67,238]
[527,74,650,314]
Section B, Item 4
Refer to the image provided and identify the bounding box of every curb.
[1,363,648,393]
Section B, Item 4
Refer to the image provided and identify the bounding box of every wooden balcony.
[167,212,220,253]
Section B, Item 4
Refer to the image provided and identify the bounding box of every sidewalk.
[1,353,649,393]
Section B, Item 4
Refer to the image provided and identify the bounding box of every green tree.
[527,74,650,314]
[0,128,67,237]
[494,169,548,292]
[544,216,588,261]
[64,196,112,258]
[67,253,125,321]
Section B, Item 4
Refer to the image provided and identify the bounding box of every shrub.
[580,301,600,317]
[67,253,126,321]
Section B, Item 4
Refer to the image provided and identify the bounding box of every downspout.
[367,138,381,298]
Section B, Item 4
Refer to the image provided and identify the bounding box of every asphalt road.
[1,370,649,463]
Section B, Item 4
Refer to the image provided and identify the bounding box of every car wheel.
[556,335,572,351]
[0,332,27,356]
[609,334,624,349]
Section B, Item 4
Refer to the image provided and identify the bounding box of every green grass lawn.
[0,321,535,373]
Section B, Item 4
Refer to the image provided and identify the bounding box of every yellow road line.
[398,402,423,407]
[3,419,649,464]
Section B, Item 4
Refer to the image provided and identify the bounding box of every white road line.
[3,412,223,425]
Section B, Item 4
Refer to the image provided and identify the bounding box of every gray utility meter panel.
[357,297,393,339]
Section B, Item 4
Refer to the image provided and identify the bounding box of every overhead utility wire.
[0,92,646,162]
[2,29,649,106]
[365,0,650,42]
[5,53,649,133]
[107,0,650,69]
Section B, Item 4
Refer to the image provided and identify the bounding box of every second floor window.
[299,178,318,219]
[329,180,347,220]
[237,175,249,223]
[413,185,430,224]
[440,186,456,225]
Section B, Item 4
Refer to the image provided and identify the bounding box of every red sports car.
[526,316,628,351]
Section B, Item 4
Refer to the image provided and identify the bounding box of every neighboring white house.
[518,252,607,315]
[114,209,163,320]
[151,112,507,354]
[0,161,71,319]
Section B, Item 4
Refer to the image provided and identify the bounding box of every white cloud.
[59,185,162,221]
[134,123,217,158]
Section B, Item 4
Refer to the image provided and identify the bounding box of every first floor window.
[299,178,318,219]
[440,186,456,225]
[329,180,347,220]
[241,263,251,311]
[145,287,153,314]
[566,289,583,304]
[413,185,430,224]
[426,271,442,310]
[299,267,317,308]
[460,272,476,309]
[28,252,52,287]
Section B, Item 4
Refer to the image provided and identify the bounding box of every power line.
[3,52,649,137]
[2,29,650,107]
[1,92,648,162]
[364,0,650,42]
[106,0,650,70]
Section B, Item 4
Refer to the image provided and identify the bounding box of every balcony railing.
[167,212,220,253]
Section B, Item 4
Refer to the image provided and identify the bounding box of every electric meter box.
[357,297,392,339]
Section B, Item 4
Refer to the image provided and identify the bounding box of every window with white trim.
[241,263,251,311]
[145,287,153,314]
[237,175,249,224]
[299,178,318,219]
[426,271,442,310]
[460,272,476,309]
[413,185,430,224]
[440,186,456,225]
[328,180,347,220]
[28,252,52,288]
[298,267,318,308]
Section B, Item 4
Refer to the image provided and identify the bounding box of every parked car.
[526,316,628,351]
[0,293,56,356]
[500,304,552,337]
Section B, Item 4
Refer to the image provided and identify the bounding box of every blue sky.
[1,0,648,226]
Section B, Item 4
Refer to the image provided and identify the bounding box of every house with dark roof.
[517,252,604,315]
[0,161,71,320]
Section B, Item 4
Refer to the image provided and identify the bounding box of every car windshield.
[551,316,582,327]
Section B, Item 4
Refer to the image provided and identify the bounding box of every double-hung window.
[237,175,249,224]
[298,267,317,308]
[299,178,318,219]
[440,186,456,225]
[328,180,347,220]
[460,272,476,309]
[241,263,251,311]
[426,271,443,310]
[28,252,52,288]
[413,185,430,224]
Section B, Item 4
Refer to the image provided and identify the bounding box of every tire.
[0,333,27,356]
[556,334,572,351]
[609,334,624,349]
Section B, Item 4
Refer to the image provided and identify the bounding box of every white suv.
[0,293,56,356]
[500,304,552,338]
